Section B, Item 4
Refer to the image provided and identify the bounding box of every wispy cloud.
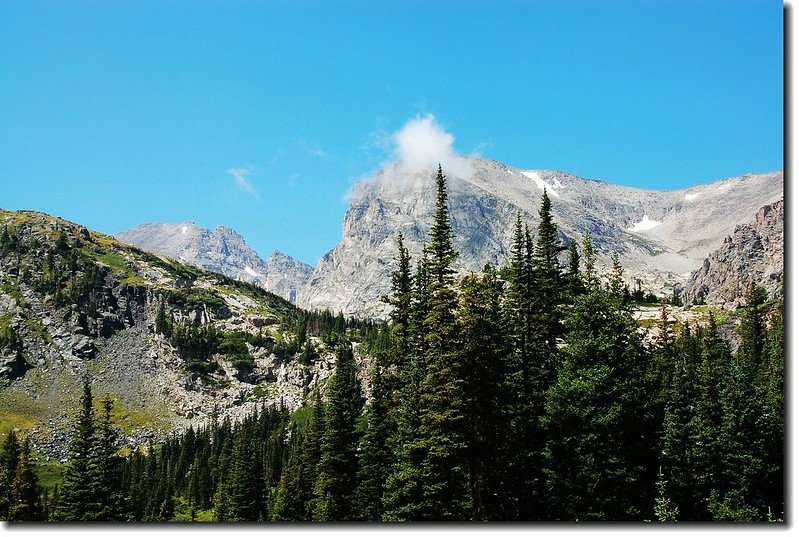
[298,139,327,158]
[226,167,260,199]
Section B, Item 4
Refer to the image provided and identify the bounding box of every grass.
[32,455,66,491]
[92,394,171,434]
[0,412,36,443]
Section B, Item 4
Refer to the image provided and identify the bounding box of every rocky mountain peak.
[296,158,783,318]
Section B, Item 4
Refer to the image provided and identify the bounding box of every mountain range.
[116,222,313,305]
[117,158,783,318]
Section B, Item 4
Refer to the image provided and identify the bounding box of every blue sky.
[0,0,783,266]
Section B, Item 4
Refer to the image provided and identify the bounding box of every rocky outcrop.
[683,199,784,307]
[116,223,313,304]
[297,159,783,317]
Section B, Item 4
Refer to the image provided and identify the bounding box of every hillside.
[0,209,364,460]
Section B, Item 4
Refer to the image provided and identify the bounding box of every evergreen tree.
[565,239,584,298]
[53,376,98,521]
[215,432,263,521]
[0,430,21,520]
[542,286,658,520]
[457,269,508,519]
[272,392,324,521]
[383,232,413,358]
[581,232,597,288]
[383,253,429,521]
[8,439,43,521]
[92,397,124,520]
[414,165,469,519]
[353,364,391,520]
[313,344,363,521]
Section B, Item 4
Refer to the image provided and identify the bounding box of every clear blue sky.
[0,0,783,266]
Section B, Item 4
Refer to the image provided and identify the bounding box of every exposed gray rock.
[116,223,313,304]
[297,158,783,317]
[683,199,784,307]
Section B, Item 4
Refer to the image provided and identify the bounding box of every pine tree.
[413,165,469,520]
[566,239,584,298]
[53,376,98,521]
[8,439,43,521]
[313,344,363,521]
[0,429,21,520]
[272,392,324,521]
[581,232,597,288]
[456,269,508,520]
[383,254,428,521]
[215,432,263,521]
[542,286,658,520]
[92,397,124,520]
[383,233,413,358]
[353,364,391,520]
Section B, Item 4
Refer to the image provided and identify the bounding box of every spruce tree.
[414,165,469,520]
[0,429,21,520]
[313,344,363,521]
[353,364,392,520]
[383,254,428,521]
[92,397,124,520]
[457,269,508,520]
[384,233,413,358]
[542,285,658,520]
[53,376,98,521]
[8,439,43,521]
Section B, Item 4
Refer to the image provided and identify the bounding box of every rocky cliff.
[297,158,783,317]
[682,199,784,307]
[116,222,312,304]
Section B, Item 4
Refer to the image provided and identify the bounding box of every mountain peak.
[117,223,312,304]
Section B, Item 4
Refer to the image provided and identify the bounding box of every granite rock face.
[116,223,312,304]
[296,158,783,317]
[683,199,784,307]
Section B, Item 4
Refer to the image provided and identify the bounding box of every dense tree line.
[0,167,783,522]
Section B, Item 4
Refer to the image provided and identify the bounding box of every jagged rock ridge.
[297,158,783,317]
[683,199,784,307]
[116,222,312,304]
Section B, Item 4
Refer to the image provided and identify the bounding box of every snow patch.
[521,171,561,197]
[684,193,698,201]
[181,225,188,235]
[627,215,662,232]
[244,266,262,278]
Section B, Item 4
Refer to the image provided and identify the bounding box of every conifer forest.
[0,168,784,522]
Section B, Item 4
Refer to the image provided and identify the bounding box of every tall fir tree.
[53,376,98,521]
[8,439,43,521]
[542,285,658,520]
[456,268,508,520]
[313,344,363,521]
[0,429,21,520]
[414,165,469,519]
[353,363,392,520]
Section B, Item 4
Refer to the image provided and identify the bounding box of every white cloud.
[392,114,472,179]
[343,114,475,202]
[226,167,259,199]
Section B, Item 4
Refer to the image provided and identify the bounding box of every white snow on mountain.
[521,171,562,197]
[627,215,662,232]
